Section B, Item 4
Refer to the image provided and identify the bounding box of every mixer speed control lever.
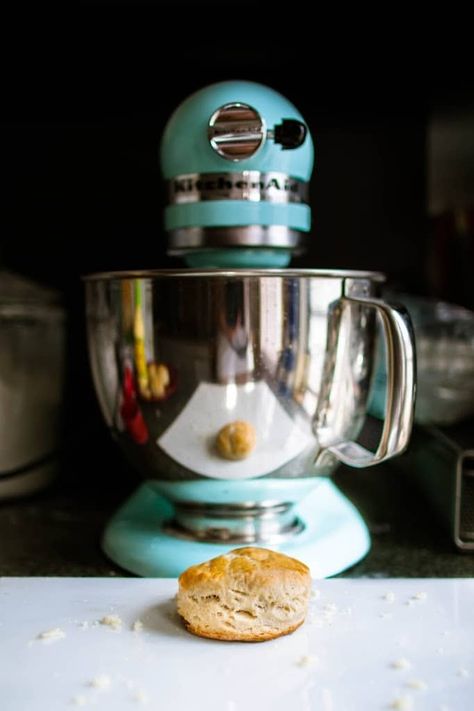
[271,119,307,150]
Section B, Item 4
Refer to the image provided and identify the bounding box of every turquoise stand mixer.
[85,81,416,577]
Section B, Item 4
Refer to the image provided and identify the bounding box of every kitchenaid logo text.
[174,175,300,193]
[169,172,308,205]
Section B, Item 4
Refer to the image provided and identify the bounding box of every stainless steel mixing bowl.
[85,269,415,543]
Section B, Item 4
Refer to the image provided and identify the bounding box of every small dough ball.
[216,420,256,460]
[177,547,311,642]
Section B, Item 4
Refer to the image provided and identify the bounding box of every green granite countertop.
[1,428,472,578]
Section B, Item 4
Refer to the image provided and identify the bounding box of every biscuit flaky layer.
[177,547,311,642]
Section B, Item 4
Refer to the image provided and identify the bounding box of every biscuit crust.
[181,617,305,642]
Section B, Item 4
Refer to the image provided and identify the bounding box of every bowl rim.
[82,268,386,282]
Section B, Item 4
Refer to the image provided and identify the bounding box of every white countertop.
[1,577,473,710]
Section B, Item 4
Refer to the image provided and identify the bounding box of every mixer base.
[102,479,370,578]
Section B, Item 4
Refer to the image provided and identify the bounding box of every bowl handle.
[316,297,416,468]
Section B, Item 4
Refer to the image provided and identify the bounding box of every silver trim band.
[162,517,305,544]
[172,500,294,517]
[163,500,305,544]
[84,267,386,282]
[167,225,305,252]
[168,171,308,205]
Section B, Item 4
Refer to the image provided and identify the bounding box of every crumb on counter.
[383,592,396,603]
[296,655,318,667]
[89,674,112,690]
[389,695,414,710]
[406,678,427,690]
[132,619,144,632]
[412,592,427,601]
[391,657,411,670]
[310,589,320,600]
[71,694,87,706]
[37,627,66,643]
[99,614,122,630]
[133,689,149,704]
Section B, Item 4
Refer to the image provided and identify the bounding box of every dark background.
[1,3,473,480]
[3,4,472,287]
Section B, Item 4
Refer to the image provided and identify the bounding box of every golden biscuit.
[216,420,256,460]
[177,547,311,642]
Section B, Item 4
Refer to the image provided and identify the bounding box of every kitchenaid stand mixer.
[85,82,416,577]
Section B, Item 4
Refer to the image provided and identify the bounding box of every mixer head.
[160,81,314,267]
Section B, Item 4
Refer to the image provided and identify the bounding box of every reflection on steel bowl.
[85,269,415,542]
